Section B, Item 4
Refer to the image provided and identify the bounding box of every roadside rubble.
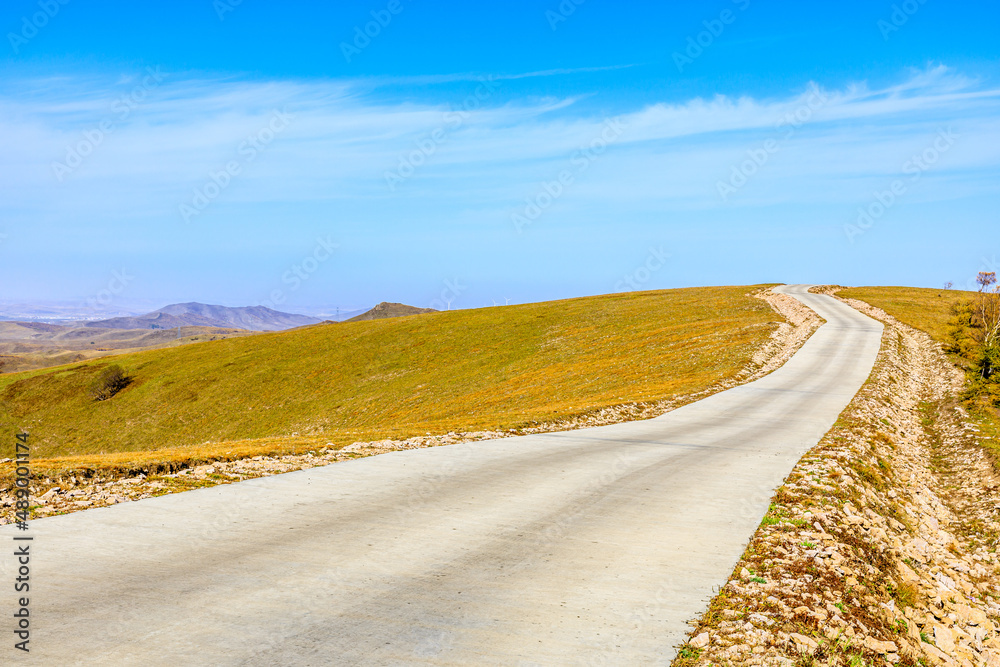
[0,431,511,520]
[673,293,1000,667]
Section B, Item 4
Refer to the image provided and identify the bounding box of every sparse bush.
[89,364,130,401]
[947,273,1000,406]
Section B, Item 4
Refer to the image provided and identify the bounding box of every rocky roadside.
[672,293,1000,667]
[0,287,820,524]
[0,430,511,522]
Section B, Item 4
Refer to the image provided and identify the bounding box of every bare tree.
[976,272,1000,352]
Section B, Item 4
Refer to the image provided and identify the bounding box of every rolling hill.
[835,286,972,342]
[345,302,436,322]
[0,286,784,461]
[0,321,255,373]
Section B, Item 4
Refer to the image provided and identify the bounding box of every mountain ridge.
[345,302,436,322]
[85,302,321,332]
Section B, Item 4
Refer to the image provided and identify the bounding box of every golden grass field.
[836,285,973,343]
[1,286,784,477]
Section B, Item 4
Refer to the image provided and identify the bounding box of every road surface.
[1,285,883,665]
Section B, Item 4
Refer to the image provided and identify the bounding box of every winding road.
[1,285,883,665]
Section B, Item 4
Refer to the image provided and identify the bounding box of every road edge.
[671,292,1000,667]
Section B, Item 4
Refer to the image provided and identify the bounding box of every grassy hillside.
[839,285,999,466]
[0,324,254,373]
[837,286,973,343]
[1,286,783,460]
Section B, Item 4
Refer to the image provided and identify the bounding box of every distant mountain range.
[85,303,322,332]
[345,302,436,322]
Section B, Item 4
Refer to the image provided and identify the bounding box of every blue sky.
[1,0,998,316]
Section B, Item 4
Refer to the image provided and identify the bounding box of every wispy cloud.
[1,65,998,228]
[354,64,638,88]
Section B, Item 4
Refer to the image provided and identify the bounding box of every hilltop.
[345,302,436,322]
[86,302,321,332]
[835,285,973,342]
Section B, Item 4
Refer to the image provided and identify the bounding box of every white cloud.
[0,64,998,228]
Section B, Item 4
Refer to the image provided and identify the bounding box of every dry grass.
[839,285,1000,471]
[0,286,783,467]
[1,435,333,484]
[836,285,973,343]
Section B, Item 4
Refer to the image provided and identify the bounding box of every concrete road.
[1,285,882,666]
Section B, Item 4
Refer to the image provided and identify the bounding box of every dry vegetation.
[0,286,786,485]
[837,287,971,343]
[840,285,1000,468]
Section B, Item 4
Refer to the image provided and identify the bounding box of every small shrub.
[677,646,701,660]
[88,364,130,401]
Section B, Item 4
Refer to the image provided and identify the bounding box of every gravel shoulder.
[672,290,1000,667]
